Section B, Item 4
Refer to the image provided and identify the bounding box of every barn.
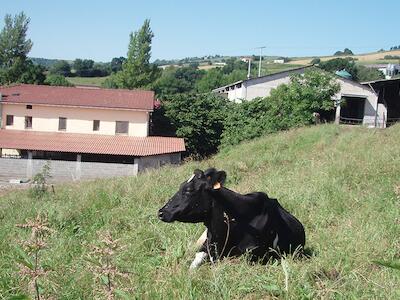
[213,66,400,128]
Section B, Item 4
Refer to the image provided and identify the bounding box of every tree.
[115,19,160,89]
[319,58,358,80]
[334,48,354,56]
[310,57,321,65]
[19,60,46,84]
[195,68,224,93]
[73,59,95,76]
[110,57,126,73]
[356,65,385,82]
[153,66,189,97]
[44,74,73,86]
[153,64,204,97]
[0,12,44,85]
[162,93,229,157]
[49,60,71,76]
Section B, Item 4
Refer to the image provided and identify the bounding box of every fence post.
[26,151,33,179]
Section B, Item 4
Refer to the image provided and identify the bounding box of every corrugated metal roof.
[213,65,314,92]
[0,130,185,156]
[0,84,154,111]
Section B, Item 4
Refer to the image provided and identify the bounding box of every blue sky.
[1,0,399,62]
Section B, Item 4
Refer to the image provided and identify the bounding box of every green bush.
[44,74,73,87]
[29,162,52,199]
[221,70,340,147]
[163,93,229,158]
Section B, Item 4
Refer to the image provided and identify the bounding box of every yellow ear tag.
[213,182,221,190]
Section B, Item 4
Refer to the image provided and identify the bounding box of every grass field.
[290,49,400,65]
[1,124,399,299]
[66,76,108,87]
[262,63,305,75]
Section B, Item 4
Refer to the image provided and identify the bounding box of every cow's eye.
[185,188,193,194]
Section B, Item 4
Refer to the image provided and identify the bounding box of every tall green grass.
[1,124,399,299]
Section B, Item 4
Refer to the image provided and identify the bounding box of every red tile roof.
[0,84,154,111]
[0,130,185,156]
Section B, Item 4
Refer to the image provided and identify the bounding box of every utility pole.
[247,58,251,79]
[256,46,266,77]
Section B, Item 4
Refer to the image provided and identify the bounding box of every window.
[58,117,67,131]
[25,116,32,129]
[93,120,100,131]
[115,121,129,134]
[6,115,14,126]
[26,105,32,109]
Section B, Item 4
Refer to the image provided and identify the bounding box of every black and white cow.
[158,168,306,269]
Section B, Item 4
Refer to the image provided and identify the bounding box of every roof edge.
[213,65,314,91]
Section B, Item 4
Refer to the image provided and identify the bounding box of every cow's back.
[272,199,305,253]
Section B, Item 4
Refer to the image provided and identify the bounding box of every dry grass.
[291,49,400,65]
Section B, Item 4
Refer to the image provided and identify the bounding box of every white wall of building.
[1,103,149,137]
[333,79,379,127]
[225,68,307,102]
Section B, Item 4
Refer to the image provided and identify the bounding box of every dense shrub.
[319,58,358,80]
[162,93,229,158]
[44,74,73,86]
[221,70,340,147]
[356,65,385,82]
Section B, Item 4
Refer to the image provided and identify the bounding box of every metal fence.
[339,116,400,128]
[339,117,363,125]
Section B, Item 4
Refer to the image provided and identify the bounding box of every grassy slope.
[1,124,400,299]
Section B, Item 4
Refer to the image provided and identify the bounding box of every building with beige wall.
[0,84,185,181]
[213,66,400,128]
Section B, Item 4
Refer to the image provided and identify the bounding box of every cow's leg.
[195,229,207,247]
[190,230,209,269]
[189,251,208,269]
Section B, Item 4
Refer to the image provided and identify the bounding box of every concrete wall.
[244,76,292,100]
[137,153,181,172]
[2,103,149,137]
[333,78,379,127]
[0,152,182,182]
[0,157,138,181]
[227,68,307,102]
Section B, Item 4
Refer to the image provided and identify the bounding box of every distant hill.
[290,49,400,65]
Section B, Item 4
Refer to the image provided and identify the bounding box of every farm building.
[213,66,400,128]
[0,84,185,181]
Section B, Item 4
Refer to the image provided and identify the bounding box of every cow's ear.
[213,171,226,189]
[193,169,204,179]
[205,169,226,190]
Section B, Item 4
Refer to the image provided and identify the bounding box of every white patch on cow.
[196,229,208,248]
[187,174,195,183]
[273,233,279,249]
[189,251,208,269]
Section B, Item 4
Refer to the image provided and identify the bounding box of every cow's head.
[158,168,226,223]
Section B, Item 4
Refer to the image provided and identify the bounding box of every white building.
[213,66,400,128]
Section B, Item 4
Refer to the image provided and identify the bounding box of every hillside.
[290,49,400,65]
[0,124,399,298]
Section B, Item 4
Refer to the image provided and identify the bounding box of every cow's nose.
[158,211,164,219]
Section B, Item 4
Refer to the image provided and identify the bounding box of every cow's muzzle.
[158,208,174,222]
